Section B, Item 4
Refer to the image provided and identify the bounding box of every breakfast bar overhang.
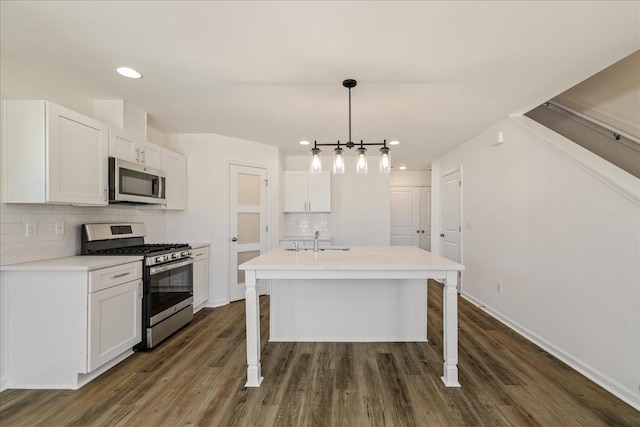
[239,246,465,388]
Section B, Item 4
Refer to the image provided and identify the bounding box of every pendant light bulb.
[333,147,345,174]
[310,147,322,174]
[379,147,391,174]
[356,147,368,174]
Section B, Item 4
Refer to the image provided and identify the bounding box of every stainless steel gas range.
[81,223,193,350]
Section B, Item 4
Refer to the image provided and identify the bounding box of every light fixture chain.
[348,87,352,144]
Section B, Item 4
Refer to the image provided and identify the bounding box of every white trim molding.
[510,116,640,206]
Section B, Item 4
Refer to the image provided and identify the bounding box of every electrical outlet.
[496,282,502,293]
[55,222,65,236]
[25,223,37,237]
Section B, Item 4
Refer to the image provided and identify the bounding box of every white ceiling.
[1,1,638,170]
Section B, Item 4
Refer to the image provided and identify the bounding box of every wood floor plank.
[1,281,638,426]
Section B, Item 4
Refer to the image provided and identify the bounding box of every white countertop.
[188,242,211,249]
[0,255,144,272]
[239,246,464,271]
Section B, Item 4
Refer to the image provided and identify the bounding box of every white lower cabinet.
[1,260,142,389]
[192,245,210,312]
[88,279,142,372]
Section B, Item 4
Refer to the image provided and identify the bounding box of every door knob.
[231,237,238,242]
[440,233,445,238]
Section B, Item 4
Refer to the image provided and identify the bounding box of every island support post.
[244,269,263,387]
[442,270,460,387]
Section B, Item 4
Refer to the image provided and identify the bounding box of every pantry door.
[229,165,268,302]
[390,187,420,246]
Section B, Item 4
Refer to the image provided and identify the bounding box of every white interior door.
[441,170,461,264]
[420,187,431,251]
[229,165,268,302]
[390,187,420,246]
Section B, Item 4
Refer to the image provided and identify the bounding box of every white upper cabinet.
[108,127,162,170]
[161,148,187,210]
[283,171,331,212]
[141,141,162,170]
[2,100,109,205]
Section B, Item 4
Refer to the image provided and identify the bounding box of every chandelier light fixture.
[300,79,398,174]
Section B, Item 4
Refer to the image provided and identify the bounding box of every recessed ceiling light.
[116,67,142,79]
[389,140,400,145]
[299,140,310,145]
[399,166,407,170]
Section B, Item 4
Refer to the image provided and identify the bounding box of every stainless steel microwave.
[109,157,166,205]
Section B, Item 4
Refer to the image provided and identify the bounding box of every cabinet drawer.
[89,261,142,293]
[192,247,209,260]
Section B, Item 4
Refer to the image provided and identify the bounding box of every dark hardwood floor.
[1,280,638,426]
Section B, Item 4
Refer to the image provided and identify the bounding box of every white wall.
[164,134,281,307]
[284,155,390,246]
[431,116,640,409]
[390,170,431,187]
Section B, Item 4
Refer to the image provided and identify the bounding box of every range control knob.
[172,253,179,259]
[155,256,163,264]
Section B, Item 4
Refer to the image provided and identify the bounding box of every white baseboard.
[0,376,7,393]
[209,298,229,308]
[460,292,640,411]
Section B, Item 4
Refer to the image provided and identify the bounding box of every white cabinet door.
[108,127,140,164]
[193,258,209,311]
[3,100,108,205]
[47,103,109,205]
[141,141,162,169]
[283,171,308,212]
[88,279,142,372]
[161,148,187,210]
[307,172,331,212]
[283,171,331,212]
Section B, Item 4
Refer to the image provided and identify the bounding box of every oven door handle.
[149,257,195,275]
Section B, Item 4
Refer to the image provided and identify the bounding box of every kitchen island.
[239,246,465,388]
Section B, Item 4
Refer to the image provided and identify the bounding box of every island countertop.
[239,246,464,271]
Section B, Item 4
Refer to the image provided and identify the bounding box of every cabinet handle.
[421,230,425,233]
[135,147,140,162]
[140,149,146,164]
[104,188,108,202]
[113,272,130,279]
[309,202,311,211]
[195,253,205,257]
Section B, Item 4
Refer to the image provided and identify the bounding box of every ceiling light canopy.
[116,66,142,79]
[302,79,398,174]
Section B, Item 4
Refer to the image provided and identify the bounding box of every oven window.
[119,168,160,198]
[148,262,193,316]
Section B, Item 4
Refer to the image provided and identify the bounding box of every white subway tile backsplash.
[0,203,165,265]
[284,212,331,237]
